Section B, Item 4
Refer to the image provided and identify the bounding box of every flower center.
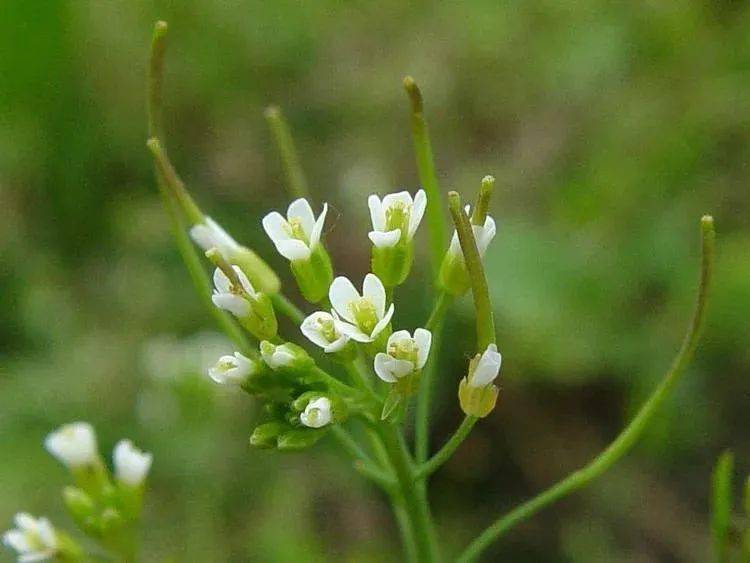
[285,217,309,244]
[349,297,378,335]
[388,338,418,364]
[385,201,411,237]
[316,317,338,342]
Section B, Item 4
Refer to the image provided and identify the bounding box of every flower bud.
[113,440,153,488]
[276,429,327,451]
[263,198,333,303]
[260,341,313,373]
[458,344,502,417]
[249,421,289,449]
[368,190,426,286]
[208,351,259,386]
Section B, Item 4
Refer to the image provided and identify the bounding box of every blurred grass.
[1,1,748,561]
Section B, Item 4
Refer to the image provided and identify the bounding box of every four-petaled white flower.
[368,189,427,248]
[211,266,256,318]
[448,205,496,259]
[374,329,432,382]
[467,344,502,388]
[299,397,333,428]
[189,217,240,260]
[113,440,153,487]
[2,513,57,562]
[262,198,328,261]
[329,274,394,342]
[208,352,256,385]
[44,422,98,469]
[300,311,350,353]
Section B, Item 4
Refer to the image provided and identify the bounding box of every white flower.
[448,205,497,259]
[3,513,57,562]
[262,198,328,261]
[300,311,350,353]
[260,342,298,370]
[374,329,432,383]
[208,352,256,385]
[299,397,333,428]
[189,217,240,260]
[211,266,256,318]
[44,422,98,469]
[329,274,394,343]
[113,440,153,487]
[368,189,427,248]
[468,344,502,388]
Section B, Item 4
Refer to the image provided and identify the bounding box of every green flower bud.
[260,341,314,375]
[249,421,289,449]
[277,428,327,451]
[290,245,333,303]
[63,487,95,528]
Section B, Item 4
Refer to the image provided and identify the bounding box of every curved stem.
[456,216,715,563]
[415,291,453,463]
[329,426,393,490]
[416,416,477,480]
[271,293,305,325]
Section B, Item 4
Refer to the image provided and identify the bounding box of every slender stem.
[329,426,393,489]
[271,292,305,325]
[415,291,453,463]
[264,105,310,200]
[309,366,359,395]
[147,21,253,357]
[456,216,716,563]
[403,76,446,281]
[378,424,440,562]
[391,498,419,562]
[416,416,477,480]
[448,191,495,349]
[711,450,734,563]
[343,360,381,404]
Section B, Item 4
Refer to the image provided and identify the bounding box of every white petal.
[232,266,256,295]
[414,328,432,369]
[300,397,332,428]
[212,293,250,318]
[382,190,413,210]
[329,277,360,323]
[3,530,30,551]
[189,224,216,253]
[368,229,401,248]
[271,349,296,368]
[471,344,502,387]
[476,216,497,256]
[113,440,153,487]
[324,335,349,353]
[336,320,374,343]
[367,195,385,231]
[35,519,56,548]
[300,312,335,349]
[385,356,414,379]
[44,422,98,468]
[212,268,232,294]
[388,330,412,346]
[262,211,291,246]
[408,189,427,237]
[374,353,398,382]
[287,198,316,238]
[363,273,386,318]
[309,203,328,247]
[277,239,311,261]
[371,303,395,339]
[448,231,461,257]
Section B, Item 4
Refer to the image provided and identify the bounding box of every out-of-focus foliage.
[1,1,748,561]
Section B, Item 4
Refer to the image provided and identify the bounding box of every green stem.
[378,424,440,562]
[330,426,393,489]
[448,191,495,349]
[264,105,310,200]
[416,416,477,480]
[456,215,716,563]
[147,21,253,357]
[271,292,305,325]
[415,291,453,463]
[403,76,446,281]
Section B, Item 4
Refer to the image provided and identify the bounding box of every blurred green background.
[1,1,748,561]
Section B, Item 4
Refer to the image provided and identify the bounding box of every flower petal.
[367,195,385,231]
[371,303,395,339]
[363,273,386,318]
[336,320,373,342]
[213,267,232,294]
[277,239,311,261]
[408,189,427,237]
[300,312,334,349]
[212,294,250,318]
[471,344,502,387]
[329,277,360,323]
[414,328,432,369]
[382,190,413,210]
[374,353,398,382]
[262,211,291,245]
[287,198,316,238]
[233,266,256,295]
[388,330,412,346]
[324,335,349,353]
[368,229,401,248]
[309,203,328,247]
